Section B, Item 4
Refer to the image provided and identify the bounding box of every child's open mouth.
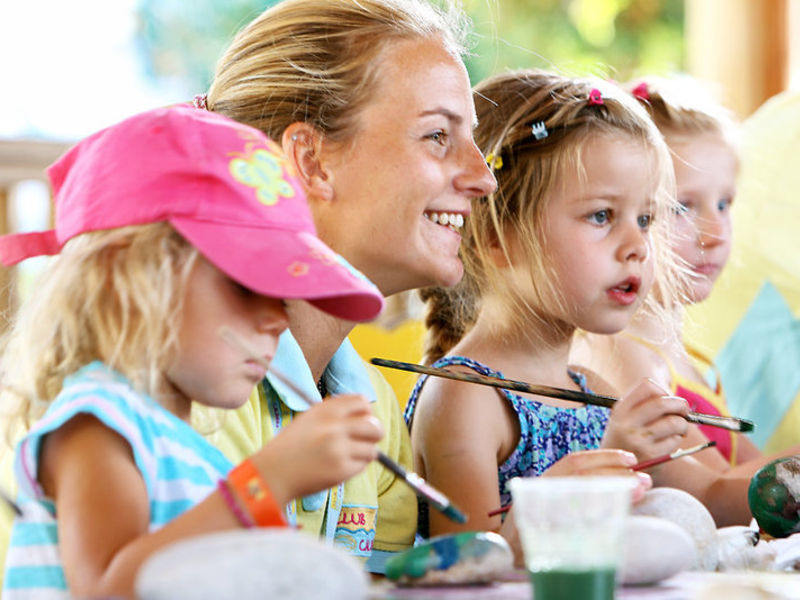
[607,277,641,305]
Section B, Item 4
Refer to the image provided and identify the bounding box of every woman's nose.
[455,142,497,199]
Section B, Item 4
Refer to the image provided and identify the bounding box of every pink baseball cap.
[0,105,384,322]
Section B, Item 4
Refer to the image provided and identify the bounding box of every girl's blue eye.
[718,197,733,212]
[588,209,610,225]
[638,214,653,229]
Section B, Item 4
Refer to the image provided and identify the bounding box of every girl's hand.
[600,378,690,462]
[543,448,652,502]
[252,394,383,503]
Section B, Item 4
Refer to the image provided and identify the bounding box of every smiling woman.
[195,0,496,573]
[291,36,491,295]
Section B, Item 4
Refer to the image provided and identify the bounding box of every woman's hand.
[601,378,690,462]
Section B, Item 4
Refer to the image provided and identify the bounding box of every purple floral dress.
[404,356,610,515]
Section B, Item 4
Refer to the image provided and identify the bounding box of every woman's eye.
[587,209,610,225]
[426,130,448,146]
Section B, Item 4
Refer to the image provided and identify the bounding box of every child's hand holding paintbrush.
[219,327,467,524]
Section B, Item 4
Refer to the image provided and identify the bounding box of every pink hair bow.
[588,89,604,106]
[631,82,650,101]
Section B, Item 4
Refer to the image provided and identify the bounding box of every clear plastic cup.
[509,476,636,600]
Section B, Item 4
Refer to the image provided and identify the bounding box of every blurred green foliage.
[135,0,684,91]
[134,0,279,91]
[463,0,684,84]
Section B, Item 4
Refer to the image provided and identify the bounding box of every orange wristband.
[227,458,288,528]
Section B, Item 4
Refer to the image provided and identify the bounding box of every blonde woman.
[199,0,496,571]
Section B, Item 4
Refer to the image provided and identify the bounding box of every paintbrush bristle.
[441,504,468,524]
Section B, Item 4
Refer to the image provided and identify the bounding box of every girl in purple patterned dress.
[405,70,692,565]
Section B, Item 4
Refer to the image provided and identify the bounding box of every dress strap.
[684,343,723,395]
[404,355,512,430]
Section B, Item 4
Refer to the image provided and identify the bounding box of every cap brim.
[172,218,384,322]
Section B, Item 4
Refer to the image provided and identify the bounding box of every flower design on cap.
[288,262,310,277]
[310,246,337,266]
[230,148,295,206]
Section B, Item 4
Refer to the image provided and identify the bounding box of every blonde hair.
[626,75,739,148]
[423,69,684,364]
[207,0,470,142]
[0,223,198,440]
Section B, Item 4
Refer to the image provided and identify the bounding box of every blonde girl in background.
[0,106,386,599]
[404,70,691,561]
[572,78,800,526]
[199,0,495,570]
[573,76,760,468]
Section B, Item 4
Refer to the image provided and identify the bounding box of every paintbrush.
[371,358,754,434]
[218,327,467,524]
[486,440,718,517]
[630,440,716,471]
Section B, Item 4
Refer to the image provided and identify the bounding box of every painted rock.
[748,455,800,538]
[136,529,368,600]
[385,531,513,586]
[632,487,719,571]
[716,525,777,571]
[620,515,697,584]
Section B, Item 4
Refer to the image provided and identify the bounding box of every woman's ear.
[282,123,334,202]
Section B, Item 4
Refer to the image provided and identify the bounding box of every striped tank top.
[3,362,232,598]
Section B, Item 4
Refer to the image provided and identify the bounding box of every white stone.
[716,525,770,571]
[136,529,368,600]
[632,487,719,571]
[620,515,697,584]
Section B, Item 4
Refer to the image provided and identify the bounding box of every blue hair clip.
[531,121,548,140]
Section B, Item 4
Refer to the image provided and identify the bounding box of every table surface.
[370,570,800,600]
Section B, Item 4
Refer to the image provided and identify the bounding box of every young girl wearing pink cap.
[0,105,385,599]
